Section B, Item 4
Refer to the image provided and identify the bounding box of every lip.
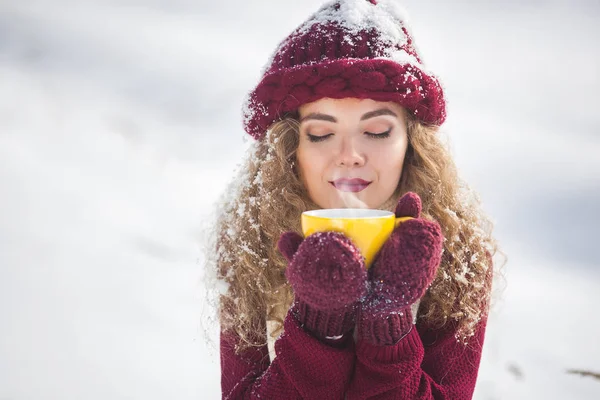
[330,178,372,193]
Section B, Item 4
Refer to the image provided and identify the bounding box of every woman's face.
[296,97,409,209]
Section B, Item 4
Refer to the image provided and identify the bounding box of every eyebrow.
[299,108,398,123]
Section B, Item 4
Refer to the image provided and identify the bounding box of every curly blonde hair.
[215,113,500,352]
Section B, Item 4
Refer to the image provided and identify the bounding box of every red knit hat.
[242,0,446,140]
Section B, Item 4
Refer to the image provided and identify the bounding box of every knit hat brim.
[243,57,446,140]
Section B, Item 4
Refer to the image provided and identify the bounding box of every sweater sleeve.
[347,317,487,400]
[220,311,357,399]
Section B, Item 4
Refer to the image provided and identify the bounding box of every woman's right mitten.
[278,231,367,340]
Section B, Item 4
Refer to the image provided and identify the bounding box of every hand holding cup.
[359,192,445,346]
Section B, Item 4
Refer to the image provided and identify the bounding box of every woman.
[215,0,499,398]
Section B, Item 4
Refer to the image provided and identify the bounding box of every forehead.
[298,98,404,119]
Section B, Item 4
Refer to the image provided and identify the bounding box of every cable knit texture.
[278,231,367,339]
[359,192,444,346]
[221,313,488,399]
[243,0,446,140]
[221,311,356,400]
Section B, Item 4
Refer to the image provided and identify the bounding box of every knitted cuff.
[359,307,413,346]
[293,301,357,340]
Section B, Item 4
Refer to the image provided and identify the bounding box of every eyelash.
[365,128,391,139]
[307,129,391,142]
[307,133,333,142]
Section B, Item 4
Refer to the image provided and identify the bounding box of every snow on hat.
[242,0,446,140]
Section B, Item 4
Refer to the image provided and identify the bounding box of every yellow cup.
[301,209,412,268]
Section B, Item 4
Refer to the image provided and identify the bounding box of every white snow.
[1,0,599,399]
[260,0,423,75]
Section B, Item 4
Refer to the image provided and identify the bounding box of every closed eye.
[365,128,391,139]
[307,133,334,143]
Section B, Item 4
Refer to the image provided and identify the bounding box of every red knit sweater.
[220,313,487,399]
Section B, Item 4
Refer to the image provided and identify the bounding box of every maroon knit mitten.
[278,231,367,341]
[359,192,444,346]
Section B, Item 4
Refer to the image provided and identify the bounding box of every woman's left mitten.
[359,192,444,346]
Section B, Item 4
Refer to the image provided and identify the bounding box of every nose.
[335,136,366,167]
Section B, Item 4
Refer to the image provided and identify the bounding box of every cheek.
[296,146,324,188]
[372,143,406,181]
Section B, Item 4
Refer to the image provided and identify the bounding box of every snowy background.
[1,0,599,398]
